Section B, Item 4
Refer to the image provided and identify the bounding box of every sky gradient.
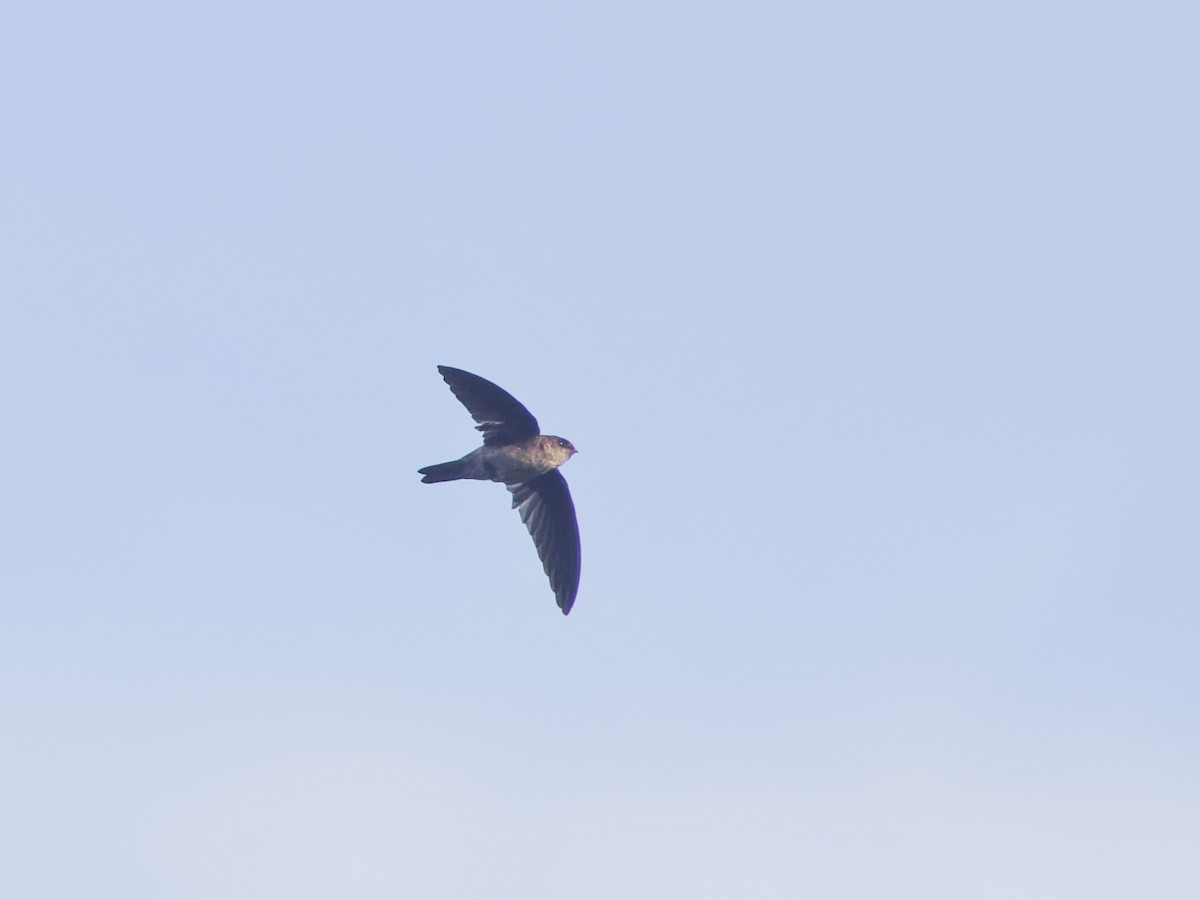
[2,2,1198,897]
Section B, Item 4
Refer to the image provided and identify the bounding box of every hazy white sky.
[2,2,1198,898]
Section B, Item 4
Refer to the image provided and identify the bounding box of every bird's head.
[546,435,577,463]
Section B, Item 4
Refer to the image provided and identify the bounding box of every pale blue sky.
[2,2,1198,897]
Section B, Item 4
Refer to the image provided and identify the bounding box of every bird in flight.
[418,366,582,615]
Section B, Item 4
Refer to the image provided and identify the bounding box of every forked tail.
[418,460,466,483]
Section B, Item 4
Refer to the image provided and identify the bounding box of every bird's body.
[418,366,582,615]
[419,436,576,485]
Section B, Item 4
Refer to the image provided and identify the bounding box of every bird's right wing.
[508,470,581,615]
[437,366,540,446]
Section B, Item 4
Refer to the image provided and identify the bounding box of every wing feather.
[508,470,581,615]
[437,366,540,446]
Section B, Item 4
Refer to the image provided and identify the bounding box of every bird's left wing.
[437,366,540,446]
[508,470,581,615]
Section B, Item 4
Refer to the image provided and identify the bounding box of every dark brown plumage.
[419,366,582,614]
